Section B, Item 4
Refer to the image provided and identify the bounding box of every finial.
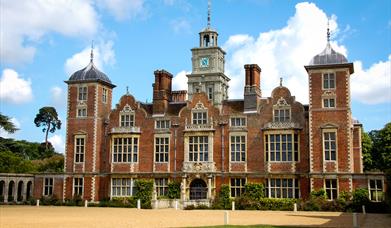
[207,0,211,28]
[327,19,330,43]
[126,86,129,95]
[90,40,94,62]
[280,77,283,87]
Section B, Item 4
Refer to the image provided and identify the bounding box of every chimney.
[244,64,261,112]
[153,70,173,114]
[171,90,187,102]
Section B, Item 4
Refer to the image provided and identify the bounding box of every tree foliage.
[167,181,181,199]
[364,122,391,172]
[34,107,61,149]
[0,113,18,133]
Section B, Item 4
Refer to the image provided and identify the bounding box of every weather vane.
[207,0,211,28]
[90,40,94,62]
[327,19,330,43]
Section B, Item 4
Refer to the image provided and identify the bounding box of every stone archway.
[189,179,207,200]
[17,181,24,201]
[26,181,32,200]
[8,181,15,202]
[0,180,5,201]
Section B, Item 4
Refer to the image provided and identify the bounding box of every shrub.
[167,182,181,199]
[310,189,327,199]
[243,183,265,201]
[258,198,297,211]
[134,179,153,209]
[352,188,369,206]
[212,184,231,209]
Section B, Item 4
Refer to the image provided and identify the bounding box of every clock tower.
[187,0,230,109]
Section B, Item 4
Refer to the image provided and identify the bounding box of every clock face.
[200,57,209,68]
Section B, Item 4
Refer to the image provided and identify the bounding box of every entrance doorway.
[189,179,207,200]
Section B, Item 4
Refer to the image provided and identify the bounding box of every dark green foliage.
[310,189,327,199]
[212,184,232,209]
[0,113,18,133]
[167,181,181,199]
[184,204,210,210]
[34,106,62,149]
[258,198,297,211]
[352,188,370,207]
[134,179,154,209]
[0,137,63,173]
[364,122,391,172]
[0,150,37,173]
[243,183,265,201]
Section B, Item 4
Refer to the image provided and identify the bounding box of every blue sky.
[1,0,390,153]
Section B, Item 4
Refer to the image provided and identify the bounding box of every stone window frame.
[184,132,214,163]
[188,135,209,162]
[78,85,87,101]
[73,177,84,197]
[76,106,87,118]
[229,132,247,162]
[264,130,300,162]
[273,97,291,123]
[230,178,246,198]
[368,178,384,202]
[265,178,299,199]
[111,178,134,197]
[155,119,170,130]
[322,97,336,108]
[155,178,169,197]
[191,102,208,125]
[154,134,170,163]
[207,85,214,100]
[230,116,247,127]
[119,104,135,127]
[102,87,108,103]
[74,135,86,163]
[43,177,54,196]
[111,135,139,163]
[322,72,336,90]
[322,129,337,161]
[324,178,338,200]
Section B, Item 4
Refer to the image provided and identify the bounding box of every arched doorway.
[0,180,5,201]
[17,181,24,201]
[26,181,33,200]
[190,179,207,200]
[8,181,15,201]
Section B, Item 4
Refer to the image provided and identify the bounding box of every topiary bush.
[134,179,154,209]
[212,184,231,209]
[167,181,181,199]
[258,198,297,211]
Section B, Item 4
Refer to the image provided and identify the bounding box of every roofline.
[64,79,116,88]
[304,62,354,74]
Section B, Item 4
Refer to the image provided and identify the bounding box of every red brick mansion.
[0,15,386,205]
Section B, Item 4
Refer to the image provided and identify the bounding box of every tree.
[368,122,391,172]
[0,113,18,133]
[362,132,373,171]
[34,107,61,149]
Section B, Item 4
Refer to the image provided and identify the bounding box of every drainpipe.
[219,120,228,182]
[172,122,179,177]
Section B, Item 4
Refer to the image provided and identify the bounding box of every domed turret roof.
[309,42,348,65]
[68,61,112,84]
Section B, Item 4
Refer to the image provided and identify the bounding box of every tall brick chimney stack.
[153,70,173,114]
[244,64,262,112]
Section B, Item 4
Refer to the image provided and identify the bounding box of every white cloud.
[48,134,65,153]
[171,18,191,34]
[1,0,99,65]
[172,70,190,90]
[351,55,391,104]
[223,2,347,104]
[64,41,116,76]
[97,0,146,21]
[0,117,20,138]
[0,69,33,104]
[50,86,66,108]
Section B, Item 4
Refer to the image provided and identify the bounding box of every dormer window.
[156,120,170,129]
[273,97,291,122]
[323,73,335,89]
[230,117,246,127]
[193,111,207,124]
[78,86,87,101]
[120,104,135,127]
